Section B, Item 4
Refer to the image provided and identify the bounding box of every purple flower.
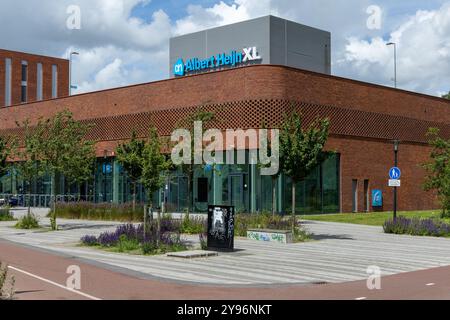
[80,235,98,246]
[384,217,450,237]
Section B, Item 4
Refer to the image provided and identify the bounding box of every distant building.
[170,15,331,77]
[0,49,69,107]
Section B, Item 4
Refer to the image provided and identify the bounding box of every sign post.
[390,140,401,220]
[389,166,401,220]
[207,205,235,252]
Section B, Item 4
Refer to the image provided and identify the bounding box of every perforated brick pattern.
[78,99,450,144]
[2,99,449,145]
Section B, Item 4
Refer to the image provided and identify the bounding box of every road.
[1,240,450,300]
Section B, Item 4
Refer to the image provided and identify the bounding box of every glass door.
[229,174,244,212]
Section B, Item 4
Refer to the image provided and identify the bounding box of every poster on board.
[207,205,235,251]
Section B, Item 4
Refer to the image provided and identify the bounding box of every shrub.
[49,201,145,222]
[235,213,293,236]
[15,213,40,229]
[199,233,208,250]
[0,207,14,222]
[141,241,156,255]
[383,217,450,237]
[80,235,98,246]
[180,215,207,234]
[0,262,15,300]
[235,213,311,242]
[116,234,140,253]
[82,222,188,255]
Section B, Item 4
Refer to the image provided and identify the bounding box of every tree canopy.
[141,126,168,208]
[280,111,331,216]
[116,131,146,211]
[423,128,450,216]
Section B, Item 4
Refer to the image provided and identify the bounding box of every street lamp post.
[103,149,108,203]
[69,51,79,95]
[386,42,397,88]
[393,140,400,220]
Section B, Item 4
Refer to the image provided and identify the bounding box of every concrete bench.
[247,229,293,244]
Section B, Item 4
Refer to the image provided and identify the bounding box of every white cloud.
[173,0,274,35]
[0,0,449,96]
[339,3,450,95]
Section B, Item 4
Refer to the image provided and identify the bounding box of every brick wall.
[327,137,437,212]
[0,64,447,212]
[0,49,69,108]
[0,65,448,129]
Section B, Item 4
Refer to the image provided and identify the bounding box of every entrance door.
[168,176,188,212]
[364,180,369,212]
[352,179,358,213]
[229,174,244,212]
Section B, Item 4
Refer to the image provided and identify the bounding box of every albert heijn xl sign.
[173,46,262,77]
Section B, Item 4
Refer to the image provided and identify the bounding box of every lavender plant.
[81,221,188,255]
[384,217,450,237]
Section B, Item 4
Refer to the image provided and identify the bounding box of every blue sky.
[0,0,449,96]
[131,0,234,21]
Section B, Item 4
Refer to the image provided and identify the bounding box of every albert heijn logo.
[173,46,262,77]
[173,58,185,76]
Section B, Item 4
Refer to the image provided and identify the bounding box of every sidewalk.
[2,210,450,285]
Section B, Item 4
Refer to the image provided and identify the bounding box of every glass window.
[5,58,11,106]
[321,154,340,213]
[21,62,28,82]
[21,85,27,103]
[52,65,58,98]
[284,153,340,215]
[197,177,208,203]
[94,158,113,203]
[36,63,43,101]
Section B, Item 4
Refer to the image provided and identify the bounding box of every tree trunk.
[132,181,136,213]
[27,186,32,217]
[51,175,57,231]
[272,176,277,217]
[292,179,296,232]
[156,205,161,247]
[186,173,192,218]
[143,204,147,239]
[77,182,81,202]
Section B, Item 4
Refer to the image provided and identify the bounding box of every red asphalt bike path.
[1,240,450,300]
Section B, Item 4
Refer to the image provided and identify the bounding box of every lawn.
[303,210,445,226]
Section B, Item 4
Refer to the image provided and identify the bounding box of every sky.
[1,0,449,97]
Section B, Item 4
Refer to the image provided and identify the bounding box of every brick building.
[0,49,69,107]
[0,64,449,214]
[0,16,449,214]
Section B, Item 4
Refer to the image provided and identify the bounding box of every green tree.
[62,130,96,202]
[423,128,450,217]
[259,122,281,217]
[12,120,46,217]
[442,91,450,100]
[177,109,215,217]
[141,127,168,209]
[280,111,330,222]
[38,110,95,230]
[0,137,10,178]
[141,127,169,241]
[116,131,146,212]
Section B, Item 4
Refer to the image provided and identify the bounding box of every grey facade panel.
[269,16,287,66]
[169,15,331,77]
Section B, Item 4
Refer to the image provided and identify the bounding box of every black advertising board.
[207,205,235,251]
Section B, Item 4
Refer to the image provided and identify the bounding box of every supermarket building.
[0,16,449,214]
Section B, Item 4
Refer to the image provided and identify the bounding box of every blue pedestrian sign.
[389,167,401,180]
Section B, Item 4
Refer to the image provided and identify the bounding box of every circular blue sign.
[389,167,401,180]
